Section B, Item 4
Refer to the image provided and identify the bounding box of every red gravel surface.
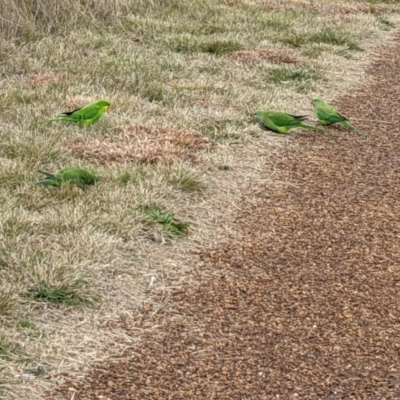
[50,38,400,399]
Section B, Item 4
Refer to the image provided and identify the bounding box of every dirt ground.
[48,36,400,399]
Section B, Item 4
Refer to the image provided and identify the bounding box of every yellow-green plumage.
[254,110,323,134]
[312,98,367,138]
[35,168,99,187]
[47,100,110,126]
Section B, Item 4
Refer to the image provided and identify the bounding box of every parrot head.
[312,97,322,106]
[97,100,110,110]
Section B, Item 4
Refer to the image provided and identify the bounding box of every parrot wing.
[37,170,56,179]
[270,113,308,127]
[59,168,99,185]
[61,106,83,116]
[61,104,101,121]
[314,99,347,124]
[35,171,60,186]
[317,107,346,124]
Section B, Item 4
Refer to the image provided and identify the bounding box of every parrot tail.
[300,123,325,131]
[288,114,309,121]
[37,170,56,179]
[342,121,368,138]
[35,179,59,186]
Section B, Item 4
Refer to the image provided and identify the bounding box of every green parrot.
[254,110,323,134]
[35,168,99,187]
[312,97,367,137]
[47,100,110,125]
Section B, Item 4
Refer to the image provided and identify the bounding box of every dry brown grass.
[227,49,302,64]
[262,0,383,14]
[26,73,66,87]
[68,125,212,165]
[0,0,136,39]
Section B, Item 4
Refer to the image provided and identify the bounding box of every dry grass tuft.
[68,125,212,166]
[0,0,135,39]
[261,0,383,15]
[227,49,302,64]
[167,79,205,90]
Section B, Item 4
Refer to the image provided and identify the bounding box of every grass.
[0,294,13,315]
[165,166,207,193]
[118,165,206,192]
[0,336,23,362]
[309,29,364,51]
[0,0,399,397]
[378,16,396,29]
[28,281,93,306]
[268,66,322,93]
[280,27,364,51]
[174,38,243,55]
[18,320,36,330]
[0,379,14,400]
[141,205,190,238]
[200,118,247,142]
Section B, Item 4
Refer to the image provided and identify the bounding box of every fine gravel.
[50,37,400,399]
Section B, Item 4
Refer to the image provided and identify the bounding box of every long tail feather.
[46,117,71,123]
[37,170,55,179]
[342,121,368,138]
[35,179,58,186]
[300,123,325,131]
[289,114,309,121]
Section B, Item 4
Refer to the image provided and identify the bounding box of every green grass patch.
[119,172,132,185]
[18,321,41,338]
[18,320,35,330]
[28,281,94,306]
[199,39,243,56]
[174,38,243,55]
[280,28,363,52]
[377,16,396,29]
[141,205,189,238]
[366,0,397,3]
[165,167,206,193]
[308,29,363,51]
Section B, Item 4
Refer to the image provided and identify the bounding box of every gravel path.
[51,38,400,399]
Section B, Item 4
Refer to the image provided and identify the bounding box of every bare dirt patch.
[68,125,212,165]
